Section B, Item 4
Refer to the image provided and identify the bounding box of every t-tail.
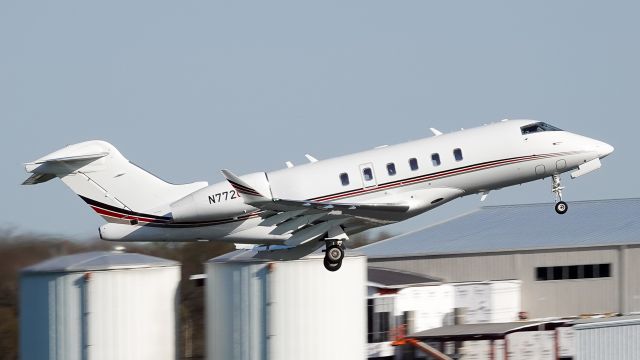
[23,140,208,225]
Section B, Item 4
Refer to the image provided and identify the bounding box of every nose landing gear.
[552,175,568,214]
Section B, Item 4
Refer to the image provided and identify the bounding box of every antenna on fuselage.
[285,161,294,168]
[305,154,318,163]
[429,128,443,136]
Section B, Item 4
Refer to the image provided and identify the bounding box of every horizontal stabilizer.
[22,173,56,185]
[32,152,109,164]
[23,144,109,184]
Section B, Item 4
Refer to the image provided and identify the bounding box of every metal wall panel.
[20,266,180,360]
[623,246,640,313]
[87,267,180,360]
[20,273,84,360]
[575,319,640,360]
[370,247,623,318]
[517,249,619,317]
[206,255,366,360]
[369,253,516,282]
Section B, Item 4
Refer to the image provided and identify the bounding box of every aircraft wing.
[221,169,409,246]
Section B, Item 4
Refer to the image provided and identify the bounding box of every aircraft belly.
[99,217,270,243]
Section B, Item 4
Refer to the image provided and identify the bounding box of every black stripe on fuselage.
[227,180,262,196]
[79,195,172,220]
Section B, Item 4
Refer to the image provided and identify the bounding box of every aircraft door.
[359,163,377,188]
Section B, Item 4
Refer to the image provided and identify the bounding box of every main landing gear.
[323,242,345,272]
[322,225,348,272]
[552,175,568,215]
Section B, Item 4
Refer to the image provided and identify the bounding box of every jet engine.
[170,172,271,222]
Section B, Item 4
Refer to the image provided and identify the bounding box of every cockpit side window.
[520,122,562,135]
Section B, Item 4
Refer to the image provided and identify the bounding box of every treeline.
[0,230,234,360]
[0,229,391,360]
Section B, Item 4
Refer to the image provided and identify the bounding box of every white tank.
[19,251,180,360]
[206,251,367,360]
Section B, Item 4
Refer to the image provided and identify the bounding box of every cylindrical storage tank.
[206,251,367,360]
[20,251,180,360]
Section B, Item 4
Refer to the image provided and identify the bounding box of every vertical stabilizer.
[24,141,207,222]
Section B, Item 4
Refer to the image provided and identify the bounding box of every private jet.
[23,120,613,271]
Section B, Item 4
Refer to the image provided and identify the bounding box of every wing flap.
[284,219,347,247]
[259,209,307,227]
[270,213,327,235]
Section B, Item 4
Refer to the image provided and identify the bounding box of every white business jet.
[23,120,613,271]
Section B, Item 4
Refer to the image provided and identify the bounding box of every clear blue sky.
[1,1,637,239]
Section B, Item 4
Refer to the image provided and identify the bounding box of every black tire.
[324,257,342,272]
[555,201,568,214]
[326,244,345,263]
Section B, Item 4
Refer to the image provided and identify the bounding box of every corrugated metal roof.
[22,251,179,273]
[571,315,640,329]
[362,198,640,258]
[411,320,567,340]
[367,267,441,288]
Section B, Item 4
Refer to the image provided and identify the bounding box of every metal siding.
[624,247,640,312]
[371,247,622,318]
[20,263,179,360]
[269,256,366,360]
[369,254,516,282]
[206,256,366,360]
[518,249,619,318]
[206,262,268,360]
[88,267,179,360]
[20,273,84,360]
[575,321,640,360]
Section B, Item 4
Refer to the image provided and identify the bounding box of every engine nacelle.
[170,172,271,222]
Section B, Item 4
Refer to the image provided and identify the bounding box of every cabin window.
[362,167,373,181]
[339,173,350,186]
[387,163,396,176]
[453,148,463,162]
[409,158,419,171]
[431,153,441,166]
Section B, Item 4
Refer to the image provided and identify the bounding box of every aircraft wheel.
[324,257,342,272]
[326,244,345,263]
[555,201,568,215]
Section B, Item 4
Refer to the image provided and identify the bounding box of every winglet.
[221,169,271,203]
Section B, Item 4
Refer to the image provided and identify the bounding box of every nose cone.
[595,141,614,158]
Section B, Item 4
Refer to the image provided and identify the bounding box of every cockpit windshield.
[520,122,562,135]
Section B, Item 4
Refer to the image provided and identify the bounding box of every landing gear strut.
[552,175,568,214]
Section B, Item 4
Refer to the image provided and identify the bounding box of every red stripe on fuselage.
[90,206,166,224]
[311,152,572,202]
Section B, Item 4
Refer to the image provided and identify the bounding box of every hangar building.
[362,198,640,319]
